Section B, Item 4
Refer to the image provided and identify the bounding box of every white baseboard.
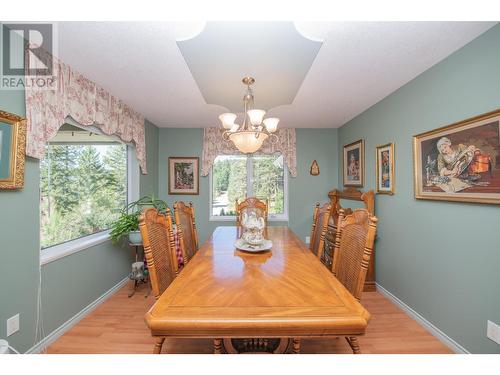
[26,276,129,354]
[376,283,469,354]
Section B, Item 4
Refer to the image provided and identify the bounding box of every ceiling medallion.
[218,77,279,153]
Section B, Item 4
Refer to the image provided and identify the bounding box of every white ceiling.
[56,21,496,128]
[177,22,322,112]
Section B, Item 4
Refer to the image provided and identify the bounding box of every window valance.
[24,52,147,173]
[202,128,297,177]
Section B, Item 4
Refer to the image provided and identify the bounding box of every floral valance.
[25,52,147,173]
[202,128,297,177]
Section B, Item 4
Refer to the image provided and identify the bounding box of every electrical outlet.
[487,320,500,345]
[305,236,310,244]
[6,314,19,337]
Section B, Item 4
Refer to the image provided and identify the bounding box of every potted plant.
[110,195,169,244]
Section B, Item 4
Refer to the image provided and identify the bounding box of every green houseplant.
[110,195,169,244]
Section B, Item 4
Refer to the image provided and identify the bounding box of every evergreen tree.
[40,141,128,248]
[227,158,247,213]
[213,158,231,195]
[77,145,109,199]
[103,144,127,208]
[41,144,80,216]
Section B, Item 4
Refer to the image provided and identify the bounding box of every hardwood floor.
[47,282,452,354]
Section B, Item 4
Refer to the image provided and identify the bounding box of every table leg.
[153,337,165,354]
[214,338,223,354]
[346,337,361,354]
[292,338,301,354]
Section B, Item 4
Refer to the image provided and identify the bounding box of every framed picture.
[343,139,364,187]
[0,110,26,190]
[168,157,199,195]
[413,109,500,204]
[310,160,320,176]
[376,143,395,194]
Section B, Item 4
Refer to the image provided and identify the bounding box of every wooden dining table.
[145,226,371,354]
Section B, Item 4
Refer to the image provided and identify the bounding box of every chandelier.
[218,77,279,153]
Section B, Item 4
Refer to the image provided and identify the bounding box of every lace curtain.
[202,128,297,177]
[24,51,147,173]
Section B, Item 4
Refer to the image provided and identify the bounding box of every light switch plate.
[487,320,500,345]
[6,314,19,337]
[305,236,310,244]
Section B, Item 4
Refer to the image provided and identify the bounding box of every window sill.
[40,230,111,266]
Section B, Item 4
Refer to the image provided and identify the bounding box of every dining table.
[144,226,371,354]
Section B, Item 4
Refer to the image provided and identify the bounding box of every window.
[40,124,128,249]
[210,154,288,221]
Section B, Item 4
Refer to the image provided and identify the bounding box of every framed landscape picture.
[0,110,26,190]
[343,139,364,187]
[376,143,395,195]
[413,109,500,204]
[168,157,199,195]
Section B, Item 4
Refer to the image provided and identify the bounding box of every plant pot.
[128,230,142,245]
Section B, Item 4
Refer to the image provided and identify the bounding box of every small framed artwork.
[413,109,500,204]
[310,160,320,176]
[343,139,364,187]
[0,110,26,190]
[376,143,395,194]
[168,157,199,195]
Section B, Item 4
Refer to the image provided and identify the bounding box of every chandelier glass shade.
[219,77,279,154]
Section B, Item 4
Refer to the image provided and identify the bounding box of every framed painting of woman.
[413,109,500,204]
[343,139,364,187]
[0,110,26,190]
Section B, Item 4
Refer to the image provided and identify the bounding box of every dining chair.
[309,202,331,259]
[173,201,199,264]
[235,197,268,227]
[332,208,378,354]
[138,207,179,354]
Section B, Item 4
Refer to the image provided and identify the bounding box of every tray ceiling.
[177,22,322,112]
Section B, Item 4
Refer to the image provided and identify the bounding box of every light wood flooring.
[47,281,452,354]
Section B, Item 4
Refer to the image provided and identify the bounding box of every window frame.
[209,154,289,222]
[40,120,139,265]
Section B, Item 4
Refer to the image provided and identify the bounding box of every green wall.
[157,128,338,244]
[0,55,160,352]
[338,24,500,354]
[0,87,40,353]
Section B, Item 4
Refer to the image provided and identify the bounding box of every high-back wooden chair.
[309,202,331,259]
[235,197,268,227]
[332,208,378,354]
[324,188,376,292]
[173,201,199,264]
[138,207,179,354]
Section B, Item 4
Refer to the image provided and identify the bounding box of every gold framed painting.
[413,109,500,204]
[376,143,395,195]
[0,110,26,190]
[343,139,364,187]
[168,157,199,195]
